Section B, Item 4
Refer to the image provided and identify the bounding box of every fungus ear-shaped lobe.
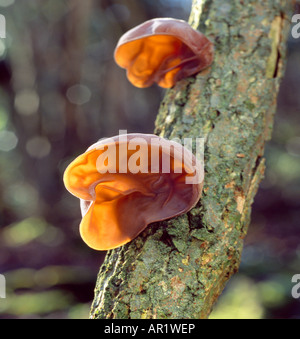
[79,171,196,251]
[116,35,183,88]
[63,150,104,201]
[64,133,204,251]
[114,18,214,88]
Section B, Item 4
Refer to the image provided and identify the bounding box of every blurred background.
[0,0,299,319]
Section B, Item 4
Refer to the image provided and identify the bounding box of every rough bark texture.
[90,0,295,319]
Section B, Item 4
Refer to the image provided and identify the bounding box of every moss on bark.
[90,0,295,319]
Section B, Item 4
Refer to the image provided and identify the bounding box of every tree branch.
[90,0,295,319]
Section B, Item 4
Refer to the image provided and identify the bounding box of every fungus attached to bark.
[64,133,204,250]
[114,18,214,88]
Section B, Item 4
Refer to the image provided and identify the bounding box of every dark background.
[0,0,299,319]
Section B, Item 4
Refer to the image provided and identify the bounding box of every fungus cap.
[64,133,204,251]
[114,18,214,88]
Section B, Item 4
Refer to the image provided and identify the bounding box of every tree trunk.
[90,0,295,319]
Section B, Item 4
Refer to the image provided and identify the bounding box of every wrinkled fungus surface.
[114,18,214,88]
[64,134,203,250]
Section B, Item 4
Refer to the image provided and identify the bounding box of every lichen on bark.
[90,0,295,319]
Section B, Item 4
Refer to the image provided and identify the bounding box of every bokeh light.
[0,130,18,152]
[14,89,40,116]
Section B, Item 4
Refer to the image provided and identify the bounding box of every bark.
[90,0,295,319]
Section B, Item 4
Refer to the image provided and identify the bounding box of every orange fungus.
[63,133,204,250]
[114,18,214,88]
